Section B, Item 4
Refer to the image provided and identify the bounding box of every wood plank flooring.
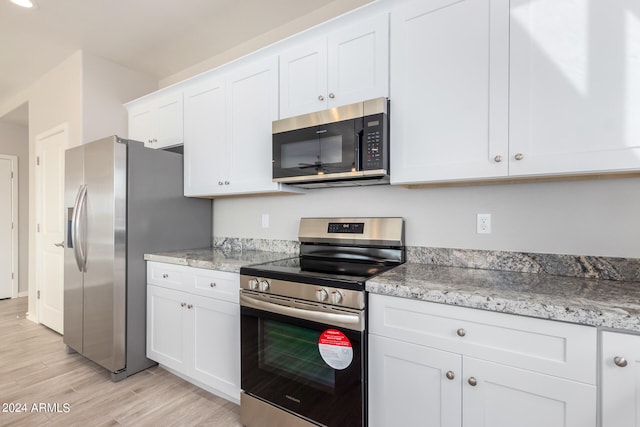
[0,297,242,426]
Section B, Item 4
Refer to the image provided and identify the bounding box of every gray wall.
[0,120,29,293]
[213,176,640,258]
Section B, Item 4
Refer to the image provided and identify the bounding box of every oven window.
[260,319,335,393]
[280,136,343,169]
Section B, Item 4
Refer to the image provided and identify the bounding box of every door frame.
[0,154,19,298]
[34,123,68,326]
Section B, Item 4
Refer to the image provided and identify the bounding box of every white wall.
[0,121,29,294]
[213,177,640,258]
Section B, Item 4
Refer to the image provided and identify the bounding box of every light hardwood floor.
[0,297,242,426]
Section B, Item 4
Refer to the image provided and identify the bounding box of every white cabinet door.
[190,295,240,401]
[147,285,189,372]
[390,0,509,184]
[183,76,227,197]
[601,331,640,427]
[369,334,462,427]
[509,0,640,176]
[279,13,389,118]
[327,13,389,110]
[463,358,596,427]
[279,38,328,118]
[225,57,280,195]
[128,91,183,149]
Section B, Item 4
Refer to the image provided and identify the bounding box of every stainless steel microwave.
[272,98,389,188]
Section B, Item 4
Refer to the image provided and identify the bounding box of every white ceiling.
[0,0,366,125]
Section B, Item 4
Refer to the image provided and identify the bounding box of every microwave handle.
[356,128,364,171]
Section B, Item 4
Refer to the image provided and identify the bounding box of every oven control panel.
[240,275,364,311]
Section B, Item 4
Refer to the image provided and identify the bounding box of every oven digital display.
[327,222,364,234]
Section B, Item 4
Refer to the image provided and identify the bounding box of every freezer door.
[63,145,85,353]
[82,137,127,373]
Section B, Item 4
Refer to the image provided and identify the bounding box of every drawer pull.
[187,304,193,309]
[456,328,466,337]
[445,371,455,380]
[180,302,186,307]
[468,377,478,387]
[162,273,169,279]
[210,282,217,288]
[614,356,628,368]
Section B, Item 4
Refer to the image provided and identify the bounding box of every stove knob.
[330,291,343,305]
[316,288,328,302]
[259,280,270,292]
[248,278,259,290]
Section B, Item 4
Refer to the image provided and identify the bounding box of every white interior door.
[36,124,67,334]
[0,155,18,299]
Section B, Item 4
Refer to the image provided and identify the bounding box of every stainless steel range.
[239,217,405,427]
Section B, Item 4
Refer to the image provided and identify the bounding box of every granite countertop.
[366,263,640,332]
[144,247,293,273]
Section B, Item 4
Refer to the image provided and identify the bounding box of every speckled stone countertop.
[144,247,293,274]
[366,263,640,332]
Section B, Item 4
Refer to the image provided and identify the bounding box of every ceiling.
[0,0,367,125]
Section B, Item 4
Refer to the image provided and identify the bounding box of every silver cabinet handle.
[54,241,65,248]
[514,153,524,160]
[614,356,628,368]
[468,377,478,386]
[446,371,455,380]
[318,95,324,101]
[494,155,503,163]
[457,328,466,337]
[162,273,169,279]
[328,92,335,99]
[210,282,216,288]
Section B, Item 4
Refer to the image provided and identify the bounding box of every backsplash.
[213,237,640,282]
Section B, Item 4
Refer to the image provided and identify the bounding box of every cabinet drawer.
[369,294,596,384]
[147,262,189,288]
[193,268,239,304]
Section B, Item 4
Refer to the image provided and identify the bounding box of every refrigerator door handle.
[77,184,88,272]
[71,184,87,272]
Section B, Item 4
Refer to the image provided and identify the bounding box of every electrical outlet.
[477,213,491,234]
[261,213,270,229]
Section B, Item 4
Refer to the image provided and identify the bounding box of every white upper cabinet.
[390,0,510,184]
[127,90,184,149]
[509,0,640,176]
[183,56,293,197]
[279,13,389,118]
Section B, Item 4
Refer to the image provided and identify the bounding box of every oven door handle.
[240,293,364,332]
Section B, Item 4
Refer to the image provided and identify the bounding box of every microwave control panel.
[362,113,387,170]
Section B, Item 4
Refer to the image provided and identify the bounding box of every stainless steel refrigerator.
[63,135,212,381]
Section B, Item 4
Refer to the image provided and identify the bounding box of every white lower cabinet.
[601,331,640,427]
[146,262,240,403]
[368,294,597,427]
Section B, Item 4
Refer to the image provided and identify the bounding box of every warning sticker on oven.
[318,329,353,370]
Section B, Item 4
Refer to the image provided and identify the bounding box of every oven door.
[272,118,361,183]
[241,291,364,427]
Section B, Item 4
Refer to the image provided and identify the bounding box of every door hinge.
[36,156,40,166]
[37,223,40,232]
[11,171,14,178]
[37,290,41,299]
[11,272,14,279]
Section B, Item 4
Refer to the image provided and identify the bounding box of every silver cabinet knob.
[54,241,65,248]
[614,356,628,367]
[318,95,324,101]
[494,155,503,163]
[218,181,223,185]
[328,92,335,99]
[210,282,216,288]
[514,153,524,160]
[162,273,169,279]
[187,304,193,309]
[148,139,153,144]
[180,302,186,307]
[468,377,478,386]
[457,328,466,337]
[224,181,230,185]
[446,371,455,380]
